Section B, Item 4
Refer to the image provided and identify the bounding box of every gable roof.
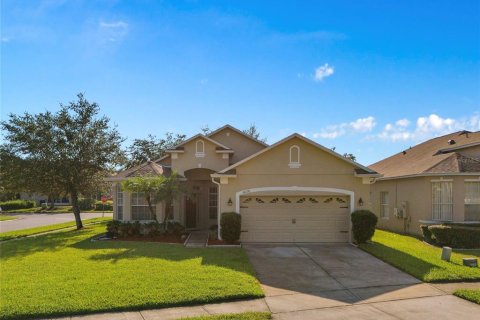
[218,133,378,175]
[369,131,480,178]
[106,161,175,181]
[165,133,232,151]
[207,124,269,147]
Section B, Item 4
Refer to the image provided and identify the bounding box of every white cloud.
[377,113,480,142]
[313,116,376,139]
[314,63,334,81]
[350,116,376,132]
[99,21,128,29]
[98,20,128,43]
[395,118,410,127]
[1,37,10,43]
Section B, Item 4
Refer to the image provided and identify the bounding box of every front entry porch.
[179,168,218,230]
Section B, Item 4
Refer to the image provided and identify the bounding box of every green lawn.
[0,215,17,221]
[359,229,480,282]
[454,289,480,304]
[0,223,263,320]
[0,217,111,241]
[183,312,271,320]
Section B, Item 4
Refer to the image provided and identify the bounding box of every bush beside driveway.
[359,229,480,282]
[0,223,263,320]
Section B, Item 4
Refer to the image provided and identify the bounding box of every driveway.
[245,244,480,320]
[0,212,112,232]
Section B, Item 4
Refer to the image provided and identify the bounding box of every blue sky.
[1,0,479,165]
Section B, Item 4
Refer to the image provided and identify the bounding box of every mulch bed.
[115,234,186,244]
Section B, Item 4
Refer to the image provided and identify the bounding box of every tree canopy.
[243,123,267,143]
[125,132,186,169]
[0,93,125,228]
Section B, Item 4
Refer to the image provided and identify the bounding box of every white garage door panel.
[240,195,350,243]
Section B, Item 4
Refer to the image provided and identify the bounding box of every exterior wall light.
[227,198,233,206]
[358,197,364,206]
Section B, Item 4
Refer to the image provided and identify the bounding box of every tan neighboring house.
[107,124,379,243]
[369,131,480,236]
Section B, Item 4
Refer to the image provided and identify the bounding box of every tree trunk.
[146,194,157,221]
[71,192,83,229]
[162,199,171,231]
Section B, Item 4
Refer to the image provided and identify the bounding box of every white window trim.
[380,191,389,219]
[116,184,123,220]
[208,186,218,220]
[195,140,205,158]
[289,145,301,168]
[464,181,480,222]
[431,181,453,221]
[131,192,155,221]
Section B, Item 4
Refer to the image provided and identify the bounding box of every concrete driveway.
[245,244,480,319]
[0,212,112,232]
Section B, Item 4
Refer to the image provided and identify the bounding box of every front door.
[185,197,197,229]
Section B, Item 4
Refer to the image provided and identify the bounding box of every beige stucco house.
[370,131,480,236]
[107,125,379,243]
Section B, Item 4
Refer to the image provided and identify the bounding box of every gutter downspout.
[211,177,222,240]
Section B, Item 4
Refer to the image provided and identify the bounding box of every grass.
[4,206,112,214]
[0,223,263,320]
[0,215,17,221]
[359,229,480,282]
[0,217,112,241]
[454,289,480,304]
[182,312,271,320]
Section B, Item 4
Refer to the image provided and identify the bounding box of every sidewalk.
[62,299,269,320]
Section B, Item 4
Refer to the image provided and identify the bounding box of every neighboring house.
[107,124,379,243]
[370,131,480,236]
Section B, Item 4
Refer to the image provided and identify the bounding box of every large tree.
[1,93,124,228]
[243,123,267,143]
[125,132,186,169]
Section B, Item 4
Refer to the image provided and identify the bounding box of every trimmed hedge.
[351,210,378,244]
[78,198,95,210]
[220,212,242,243]
[0,200,36,211]
[428,225,480,249]
[94,200,113,211]
[420,225,434,243]
[106,220,185,238]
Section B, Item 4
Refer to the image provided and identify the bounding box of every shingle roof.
[112,161,173,179]
[369,131,480,178]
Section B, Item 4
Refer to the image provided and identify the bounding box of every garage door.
[240,195,350,243]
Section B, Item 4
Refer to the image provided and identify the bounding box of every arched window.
[195,140,205,157]
[289,145,301,168]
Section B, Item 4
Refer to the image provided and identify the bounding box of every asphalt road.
[0,212,113,233]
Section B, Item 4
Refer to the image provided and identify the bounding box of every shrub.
[420,225,434,243]
[94,200,113,211]
[77,198,95,210]
[142,221,164,237]
[117,221,141,238]
[220,212,241,243]
[167,221,185,236]
[428,225,480,249]
[0,200,36,211]
[106,220,122,237]
[351,210,378,244]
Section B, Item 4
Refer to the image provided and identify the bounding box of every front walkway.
[184,230,209,248]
